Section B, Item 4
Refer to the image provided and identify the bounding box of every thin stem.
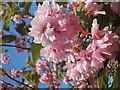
[0,68,34,89]
[0,44,31,50]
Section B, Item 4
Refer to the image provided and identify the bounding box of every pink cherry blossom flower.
[65,52,75,63]
[39,72,52,83]
[13,15,21,23]
[89,19,119,51]
[0,10,5,15]
[63,76,71,84]
[11,69,20,78]
[84,2,106,16]
[64,19,119,85]
[40,43,70,63]
[36,59,48,74]
[53,80,60,88]
[1,53,10,64]
[23,15,29,18]
[29,0,81,46]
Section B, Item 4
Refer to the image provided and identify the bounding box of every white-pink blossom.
[29,1,81,46]
[36,59,48,74]
[39,72,52,83]
[40,43,70,63]
[63,76,71,84]
[11,69,20,78]
[64,19,119,84]
[84,1,106,16]
[1,53,10,64]
[13,15,21,23]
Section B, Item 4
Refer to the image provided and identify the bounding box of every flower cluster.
[36,58,48,74]
[11,69,23,78]
[29,1,81,63]
[83,0,106,16]
[64,19,119,86]
[1,53,10,64]
[29,0,119,88]
[39,72,52,83]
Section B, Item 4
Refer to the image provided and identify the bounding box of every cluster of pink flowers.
[1,53,10,64]
[11,69,23,78]
[51,80,60,88]
[64,19,119,86]
[36,58,48,74]
[29,0,119,87]
[13,14,21,23]
[29,0,81,63]
[39,72,52,83]
[81,0,105,16]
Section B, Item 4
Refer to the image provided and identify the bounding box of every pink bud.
[0,10,5,15]
[23,15,29,18]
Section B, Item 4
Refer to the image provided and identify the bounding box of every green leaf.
[0,4,6,8]
[29,74,33,85]
[97,75,107,88]
[15,22,29,36]
[23,70,31,78]
[31,42,43,63]
[19,2,26,7]
[3,16,10,31]
[59,72,64,81]
[1,35,16,43]
[3,5,15,31]
[26,56,35,68]
[21,2,33,15]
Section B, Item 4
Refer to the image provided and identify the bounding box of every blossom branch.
[0,44,31,50]
[0,68,34,89]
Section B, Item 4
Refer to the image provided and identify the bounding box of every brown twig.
[0,44,31,50]
[0,68,34,89]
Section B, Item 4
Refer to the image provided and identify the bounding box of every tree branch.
[0,68,34,89]
[0,44,31,50]
[1,80,14,87]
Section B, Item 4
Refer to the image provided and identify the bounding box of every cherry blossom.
[1,53,10,64]
[84,1,106,16]
[36,59,48,74]
[11,69,23,78]
[64,19,119,84]
[13,15,21,23]
[39,72,52,83]
[29,0,81,46]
